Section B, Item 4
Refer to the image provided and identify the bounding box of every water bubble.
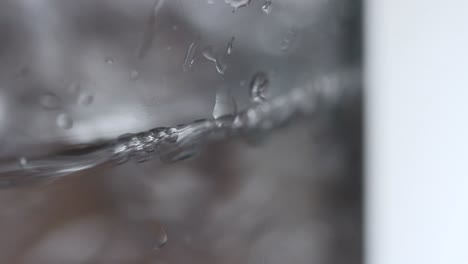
[261,0,273,14]
[213,86,237,123]
[56,113,73,130]
[77,92,94,106]
[39,92,62,110]
[105,57,114,64]
[225,0,251,10]
[226,37,235,55]
[249,71,269,103]
[183,40,199,71]
[130,70,140,81]
[281,29,297,52]
[18,157,28,168]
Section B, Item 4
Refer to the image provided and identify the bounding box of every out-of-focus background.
[0,0,362,263]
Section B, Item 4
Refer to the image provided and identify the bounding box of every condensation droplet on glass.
[18,157,28,169]
[261,0,273,14]
[213,86,237,123]
[105,57,114,64]
[56,113,74,130]
[249,71,269,103]
[225,0,251,10]
[39,92,62,110]
[183,40,198,71]
[130,70,140,81]
[281,29,296,52]
[226,37,235,55]
[202,46,216,62]
[215,58,227,75]
[78,92,94,106]
[138,0,166,59]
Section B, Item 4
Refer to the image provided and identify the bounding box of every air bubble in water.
[130,70,140,81]
[261,0,273,14]
[225,0,251,10]
[249,71,269,103]
[183,40,198,71]
[39,92,62,110]
[226,37,235,55]
[56,113,73,130]
[213,86,237,122]
[78,92,94,106]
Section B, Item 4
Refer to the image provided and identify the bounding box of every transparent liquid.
[0,0,361,263]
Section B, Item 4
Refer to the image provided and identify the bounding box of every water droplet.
[183,40,199,71]
[240,80,247,87]
[213,86,237,122]
[56,113,73,130]
[39,92,62,110]
[77,92,94,106]
[172,25,179,31]
[130,70,140,81]
[18,157,28,168]
[249,71,269,103]
[105,57,114,64]
[281,29,297,52]
[138,0,166,59]
[225,0,251,10]
[166,45,173,51]
[215,59,227,75]
[261,0,273,14]
[202,46,216,62]
[207,0,215,4]
[226,37,235,55]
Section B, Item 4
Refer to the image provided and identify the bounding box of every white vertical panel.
[366,0,468,264]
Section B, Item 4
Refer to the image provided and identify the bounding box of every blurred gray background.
[0,0,361,263]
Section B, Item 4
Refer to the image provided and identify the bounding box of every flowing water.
[0,0,362,263]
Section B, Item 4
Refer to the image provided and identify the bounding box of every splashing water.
[0,70,359,188]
